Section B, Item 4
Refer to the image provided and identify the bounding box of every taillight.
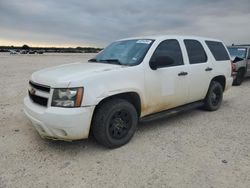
[231,61,236,76]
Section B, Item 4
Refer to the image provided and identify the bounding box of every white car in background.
[24,35,233,148]
[9,50,18,55]
[227,45,250,85]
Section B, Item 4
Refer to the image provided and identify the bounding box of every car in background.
[20,50,28,54]
[28,50,36,54]
[9,50,18,55]
[37,50,45,54]
[227,45,250,85]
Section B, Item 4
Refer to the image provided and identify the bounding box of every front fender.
[78,65,146,108]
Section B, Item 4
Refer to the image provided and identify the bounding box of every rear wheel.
[233,69,245,86]
[204,81,223,111]
[92,99,138,148]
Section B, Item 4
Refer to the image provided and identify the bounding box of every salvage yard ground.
[0,53,249,188]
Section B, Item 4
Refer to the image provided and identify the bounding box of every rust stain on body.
[141,101,176,117]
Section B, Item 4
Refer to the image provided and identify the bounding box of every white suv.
[24,35,233,148]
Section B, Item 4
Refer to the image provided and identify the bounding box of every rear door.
[205,40,232,81]
[183,39,212,103]
[143,39,189,115]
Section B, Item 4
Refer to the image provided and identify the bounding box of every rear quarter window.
[205,41,230,61]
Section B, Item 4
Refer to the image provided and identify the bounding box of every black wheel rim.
[109,110,132,140]
[211,87,221,106]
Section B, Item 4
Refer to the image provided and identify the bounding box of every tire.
[233,69,244,86]
[92,99,138,148]
[204,81,223,111]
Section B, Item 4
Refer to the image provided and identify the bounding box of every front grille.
[29,81,50,93]
[29,91,48,107]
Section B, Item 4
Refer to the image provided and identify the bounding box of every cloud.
[0,0,249,47]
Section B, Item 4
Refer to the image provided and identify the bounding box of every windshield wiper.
[88,58,98,62]
[99,59,123,65]
[88,58,123,65]
[88,58,125,66]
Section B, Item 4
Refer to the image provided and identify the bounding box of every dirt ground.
[0,53,249,188]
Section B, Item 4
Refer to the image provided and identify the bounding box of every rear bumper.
[24,96,95,140]
[232,71,237,79]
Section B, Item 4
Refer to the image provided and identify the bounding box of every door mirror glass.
[150,56,175,70]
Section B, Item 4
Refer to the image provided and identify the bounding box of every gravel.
[0,53,249,188]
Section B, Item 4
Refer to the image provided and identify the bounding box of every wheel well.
[211,76,226,91]
[94,92,141,117]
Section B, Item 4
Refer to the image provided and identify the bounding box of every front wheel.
[92,99,138,148]
[204,81,223,111]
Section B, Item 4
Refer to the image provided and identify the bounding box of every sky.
[0,0,249,47]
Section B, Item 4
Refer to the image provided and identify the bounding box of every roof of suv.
[118,35,222,42]
[234,44,250,46]
[228,45,250,49]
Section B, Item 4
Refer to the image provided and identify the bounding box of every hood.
[31,62,123,87]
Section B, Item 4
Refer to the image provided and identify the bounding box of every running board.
[140,101,204,122]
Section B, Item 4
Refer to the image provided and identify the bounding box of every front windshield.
[89,39,154,66]
[227,47,247,59]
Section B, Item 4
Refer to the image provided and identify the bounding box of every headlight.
[51,87,83,107]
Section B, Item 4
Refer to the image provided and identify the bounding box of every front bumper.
[23,96,95,141]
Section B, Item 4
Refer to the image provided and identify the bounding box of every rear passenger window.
[205,41,230,61]
[184,40,207,64]
[150,39,184,67]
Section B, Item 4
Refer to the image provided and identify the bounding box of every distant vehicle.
[9,50,18,55]
[28,50,36,54]
[24,35,233,148]
[20,50,28,54]
[37,50,44,54]
[227,45,250,85]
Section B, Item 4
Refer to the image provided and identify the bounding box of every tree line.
[0,44,102,53]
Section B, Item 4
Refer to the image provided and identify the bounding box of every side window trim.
[184,39,208,64]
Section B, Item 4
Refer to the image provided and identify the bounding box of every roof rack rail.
[234,44,250,46]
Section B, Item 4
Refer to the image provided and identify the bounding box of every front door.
[143,39,189,116]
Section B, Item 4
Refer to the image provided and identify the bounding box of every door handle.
[178,71,188,76]
[205,67,213,71]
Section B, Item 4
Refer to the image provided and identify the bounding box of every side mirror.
[150,56,175,70]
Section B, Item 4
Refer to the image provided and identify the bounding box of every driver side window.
[248,48,250,59]
[150,39,184,68]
